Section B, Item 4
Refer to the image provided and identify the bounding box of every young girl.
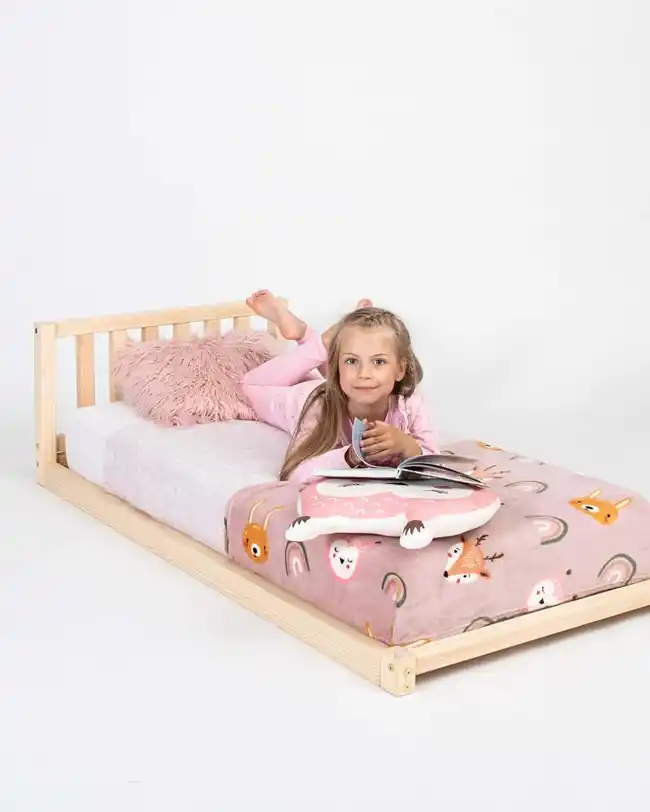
[240,290,439,483]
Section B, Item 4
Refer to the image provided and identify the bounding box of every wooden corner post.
[34,322,57,485]
[380,647,417,696]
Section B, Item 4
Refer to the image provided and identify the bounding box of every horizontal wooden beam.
[43,463,391,691]
[413,578,650,675]
[46,301,260,338]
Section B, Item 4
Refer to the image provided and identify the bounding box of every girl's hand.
[361,421,412,461]
[345,445,363,468]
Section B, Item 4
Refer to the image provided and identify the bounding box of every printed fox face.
[443,535,504,584]
[569,489,632,525]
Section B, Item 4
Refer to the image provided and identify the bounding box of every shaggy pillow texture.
[111,329,280,427]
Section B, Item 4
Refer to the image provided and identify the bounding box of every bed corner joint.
[380,647,418,696]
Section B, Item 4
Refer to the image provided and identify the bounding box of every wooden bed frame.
[34,299,650,696]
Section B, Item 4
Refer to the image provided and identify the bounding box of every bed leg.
[380,648,417,696]
[34,322,57,486]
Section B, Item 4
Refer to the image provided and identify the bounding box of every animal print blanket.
[224,439,650,645]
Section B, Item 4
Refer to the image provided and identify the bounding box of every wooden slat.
[108,330,127,401]
[56,433,67,467]
[75,334,95,407]
[34,322,57,485]
[141,326,159,342]
[233,316,250,332]
[173,322,192,339]
[55,301,257,338]
[204,319,221,335]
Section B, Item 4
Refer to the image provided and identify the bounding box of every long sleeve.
[288,445,351,484]
[284,393,352,484]
[404,389,439,455]
[241,328,326,388]
[240,329,326,434]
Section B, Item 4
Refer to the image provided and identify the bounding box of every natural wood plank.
[233,316,251,332]
[141,326,159,341]
[381,648,417,696]
[413,578,650,676]
[173,322,192,339]
[75,334,95,407]
[34,323,57,485]
[204,319,221,335]
[108,330,127,401]
[56,434,67,467]
[55,301,257,338]
[43,463,389,690]
[41,452,650,695]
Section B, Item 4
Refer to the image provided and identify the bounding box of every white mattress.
[64,403,291,555]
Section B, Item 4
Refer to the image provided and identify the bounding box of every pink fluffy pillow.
[111,329,281,427]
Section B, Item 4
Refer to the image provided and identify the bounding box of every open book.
[313,418,486,488]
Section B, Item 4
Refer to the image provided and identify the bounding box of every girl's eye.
[344,358,357,365]
[373,359,386,366]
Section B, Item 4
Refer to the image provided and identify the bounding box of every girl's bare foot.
[356,298,372,308]
[246,290,307,341]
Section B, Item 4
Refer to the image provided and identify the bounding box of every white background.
[2,1,650,809]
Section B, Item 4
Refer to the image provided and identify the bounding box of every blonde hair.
[279,306,423,480]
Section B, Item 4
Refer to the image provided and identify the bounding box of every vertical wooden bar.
[204,319,221,335]
[142,326,159,341]
[34,322,57,484]
[75,333,96,407]
[109,329,127,401]
[233,316,250,331]
[56,434,67,466]
[173,322,192,339]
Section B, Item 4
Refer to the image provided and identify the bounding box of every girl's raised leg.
[240,291,371,432]
[246,290,371,378]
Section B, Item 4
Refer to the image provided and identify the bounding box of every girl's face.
[337,325,406,408]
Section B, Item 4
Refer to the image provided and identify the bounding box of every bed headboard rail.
[34,299,285,483]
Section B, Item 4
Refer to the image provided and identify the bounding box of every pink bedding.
[224,439,650,645]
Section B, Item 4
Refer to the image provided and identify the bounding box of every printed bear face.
[329,539,360,581]
[527,579,561,611]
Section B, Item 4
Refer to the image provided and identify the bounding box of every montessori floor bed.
[35,299,650,696]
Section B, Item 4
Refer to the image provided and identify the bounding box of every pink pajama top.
[240,328,439,484]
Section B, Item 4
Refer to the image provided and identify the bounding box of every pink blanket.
[224,439,650,645]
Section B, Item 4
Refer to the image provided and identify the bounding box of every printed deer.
[443,534,504,584]
[569,489,632,526]
[242,500,284,564]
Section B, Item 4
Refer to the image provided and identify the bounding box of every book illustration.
[318,417,486,488]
